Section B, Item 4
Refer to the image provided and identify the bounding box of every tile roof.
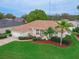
[13,20,58,32]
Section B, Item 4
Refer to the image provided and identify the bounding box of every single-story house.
[12,20,74,39]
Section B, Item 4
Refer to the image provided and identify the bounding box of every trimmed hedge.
[18,37,29,40]
[18,36,33,40]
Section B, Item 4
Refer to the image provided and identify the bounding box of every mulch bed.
[77,35,79,38]
[76,35,79,41]
[33,40,71,48]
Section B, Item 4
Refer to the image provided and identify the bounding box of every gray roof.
[0,19,24,28]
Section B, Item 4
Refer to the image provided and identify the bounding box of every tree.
[21,14,27,20]
[61,13,71,19]
[49,14,62,20]
[21,14,27,23]
[47,27,56,38]
[26,9,48,22]
[0,12,4,19]
[5,30,11,36]
[77,5,79,18]
[5,13,16,19]
[43,27,56,40]
[56,20,72,45]
[77,5,79,10]
[72,27,79,34]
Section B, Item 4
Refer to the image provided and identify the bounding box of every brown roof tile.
[13,20,58,32]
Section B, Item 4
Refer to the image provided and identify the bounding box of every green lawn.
[0,35,79,59]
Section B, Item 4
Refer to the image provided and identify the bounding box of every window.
[40,30,44,36]
[36,31,39,34]
[36,29,40,35]
[36,29,39,31]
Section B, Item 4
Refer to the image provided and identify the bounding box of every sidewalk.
[0,37,16,46]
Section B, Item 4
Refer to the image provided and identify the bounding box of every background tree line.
[0,11,79,22]
[0,12,16,19]
[49,13,79,21]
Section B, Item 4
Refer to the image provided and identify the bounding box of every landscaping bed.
[33,40,71,48]
[32,36,71,48]
[0,34,7,39]
[77,35,79,39]
[0,30,12,39]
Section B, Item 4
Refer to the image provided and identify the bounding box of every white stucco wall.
[11,31,21,37]
[31,28,42,37]
[12,28,43,38]
[0,27,13,33]
[12,27,74,38]
[11,31,30,38]
[57,32,70,38]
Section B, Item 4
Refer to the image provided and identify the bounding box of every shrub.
[72,27,79,33]
[5,30,12,37]
[0,34,7,39]
[62,39,70,45]
[18,35,34,40]
[63,35,71,45]
[5,30,11,34]
[28,35,33,39]
[0,30,12,39]
[32,36,42,41]
[50,36,60,42]
[8,34,12,37]
[64,35,70,40]
[32,36,37,41]
[18,36,30,40]
[50,36,70,45]
[37,37,42,40]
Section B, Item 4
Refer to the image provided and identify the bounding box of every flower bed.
[33,40,71,48]
[77,35,79,39]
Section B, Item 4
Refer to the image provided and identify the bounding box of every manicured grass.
[0,35,79,59]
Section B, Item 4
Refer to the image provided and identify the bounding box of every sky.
[0,0,79,17]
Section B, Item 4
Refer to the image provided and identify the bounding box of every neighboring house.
[12,20,73,39]
[70,20,79,27]
[0,18,24,33]
[0,18,24,28]
[15,18,26,23]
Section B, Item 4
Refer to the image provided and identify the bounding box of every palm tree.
[56,20,72,46]
[47,27,56,38]
[43,27,56,40]
[43,30,48,40]
[76,5,79,27]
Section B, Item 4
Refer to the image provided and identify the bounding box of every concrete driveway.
[0,37,16,46]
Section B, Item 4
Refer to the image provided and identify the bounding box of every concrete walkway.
[0,37,16,46]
